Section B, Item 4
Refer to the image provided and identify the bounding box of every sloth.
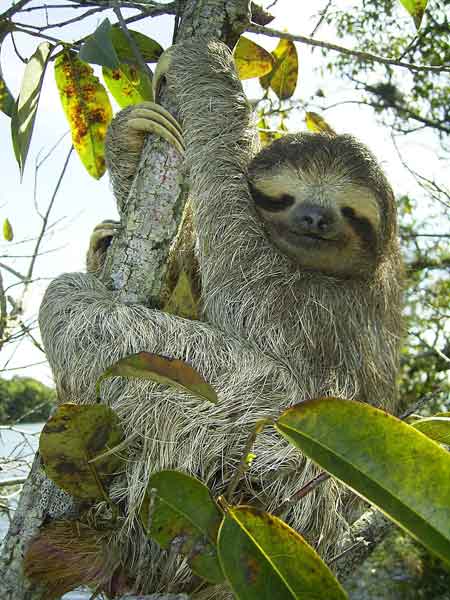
[39,39,404,596]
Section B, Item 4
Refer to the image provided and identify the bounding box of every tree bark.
[0,2,250,599]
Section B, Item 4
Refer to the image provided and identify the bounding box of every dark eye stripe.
[341,207,377,250]
[249,183,295,212]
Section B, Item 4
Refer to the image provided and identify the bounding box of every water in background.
[0,423,90,600]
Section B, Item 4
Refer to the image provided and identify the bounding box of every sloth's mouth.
[287,229,339,248]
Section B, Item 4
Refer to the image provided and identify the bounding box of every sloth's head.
[247,133,397,279]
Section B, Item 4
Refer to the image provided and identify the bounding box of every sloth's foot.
[126,101,184,155]
[86,220,120,274]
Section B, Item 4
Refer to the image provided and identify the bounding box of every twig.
[113,4,153,80]
[0,0,33,20]
[0,478,27,488]
[273,471,331,517]
[225,418,272,502]
[23,146,73,296]
[28,6,107,31]
[11,25,65,46]
[0,271,8,347]
[247,23,449,74]
[310,0,333,38]
[10,32,27,63]
[0,262,26,282]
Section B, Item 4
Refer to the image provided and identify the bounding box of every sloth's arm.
[165,40,264,323]
[39,272,240,401]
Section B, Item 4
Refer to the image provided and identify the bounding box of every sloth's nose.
[293,204,335,235]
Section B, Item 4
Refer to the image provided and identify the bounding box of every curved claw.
[87,220,121,274]
[127,101,184,155]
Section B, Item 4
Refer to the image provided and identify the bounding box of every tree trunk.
[0,2,250,599]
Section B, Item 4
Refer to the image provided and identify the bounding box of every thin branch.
[247,23,449,74]
[113,4,152,79]
[310,0,333,38]
[23,146,73,295]
[0,262,26,282]
[0,478,27,488]
[0,0,33,20]
[0,271,8,346]
[10,32,27,63]
[273,472,331,517]
[29,6,107,31]
[11,25,65,45]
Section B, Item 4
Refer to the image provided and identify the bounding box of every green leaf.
[3,218,13,241]
[103,63,153,108]
[110,26,163,63]
[78,18,120,69]
[144,470,224,584]
[233,36,274,80]
[54,51,112,179]
[262,39,298,100]
[11,42,52,176]
[398,0,428,29]
[96,351,218,404]
[305,111,336,135]
[275,398,450,566]
[39,403,123,500]
[218,506,347,600]
[412,417,450,445]
[0,75,14,117]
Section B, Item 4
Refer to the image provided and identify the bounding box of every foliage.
[0,376,55,423]
[324,0,449,141]
[24,357,450,598]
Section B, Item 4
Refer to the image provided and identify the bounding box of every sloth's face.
[249,166,382,279]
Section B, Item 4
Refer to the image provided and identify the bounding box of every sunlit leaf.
[260,39,298,100]
[24,522,126,600]
[275,398,450,566]
[0,34,14,119]
[218,506,347,600]
[398,0,428,29]
[110,26,163,63]
[54,51,112,179]
[233,36,274,80]
[0,76,13,117]
[305,111,336,135]
[11,42,52,176]
[412,416,450,445]
[103,63,153,108]
[79,18,120,69]
[96,351,218,404]
[3,218,13,241]
[39,403,123,500]
[144,470,224,583]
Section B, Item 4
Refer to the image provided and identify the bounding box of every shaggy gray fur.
[39,40,403,596]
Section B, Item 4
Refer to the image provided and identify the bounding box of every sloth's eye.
[276,194,295,207]
[251,188,295,212]
[341,206,356,219]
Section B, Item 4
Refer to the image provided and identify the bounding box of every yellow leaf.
[163,269,199,320]
[54,51,112,179]
[263,39,299,100]
[399,0,428,29]
[233,36,274,80]
[3,218,13,241]
[305,111,336,135]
